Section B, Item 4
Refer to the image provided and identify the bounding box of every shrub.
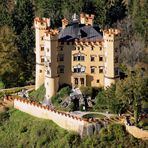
[0,81,5,89]
[29,85,45,102]
[80,86,93,97]
[58,86,71,98]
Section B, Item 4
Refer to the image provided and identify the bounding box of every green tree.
[128,0,148,44]
[106,0,127,26]
[82,0,106,27]
[95,85,124,114]
[12,0,35,85]
[0,0,12,27]
[116,68,148,124]
[0,26,22,87]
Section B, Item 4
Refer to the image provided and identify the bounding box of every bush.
[51,86,71,110]
[0,87,25,99]
[58,86,71,98]
[80,86,93,97]
[0,81,5,89]
[29,85,45,102]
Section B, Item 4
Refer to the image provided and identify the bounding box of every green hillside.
[0,109,147,148]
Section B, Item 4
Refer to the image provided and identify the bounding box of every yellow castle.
[34,13,121,103]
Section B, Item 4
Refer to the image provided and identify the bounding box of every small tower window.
[80,78,84,85]
[74,78,78,85]
[99,66,104,73]
[90,56,95,61]
[41,47,44,51]
[99,56,103,61]
[57,54,64,61]
[58,65,64,73]
[77,47,80,50]
[96,79,100,83]
[90,66,95,73]
[91,46,94,50]
[100,47,102,51]
[41,36,44,40]
[41,58,44,63]
[47,70,50,75]
[40,70,42,73]
[73,56,77,61]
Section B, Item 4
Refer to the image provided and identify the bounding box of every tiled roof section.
[58,22,103,42]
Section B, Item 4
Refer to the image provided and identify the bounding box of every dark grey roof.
[58,22,103,42]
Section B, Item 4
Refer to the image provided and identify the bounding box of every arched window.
[73,53,85,61]
[73,64,86,73]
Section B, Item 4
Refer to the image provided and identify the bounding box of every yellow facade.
[34,13,121,103]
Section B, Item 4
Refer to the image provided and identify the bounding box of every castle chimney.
[62,18,68,29]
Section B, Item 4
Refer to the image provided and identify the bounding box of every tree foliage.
[95,67,148,124]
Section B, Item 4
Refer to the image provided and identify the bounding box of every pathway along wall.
[4,96,101,137]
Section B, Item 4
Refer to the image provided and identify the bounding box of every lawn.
[82,113,105,119]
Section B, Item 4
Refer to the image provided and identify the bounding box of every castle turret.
[43,30,59,104]
[103,29,121,88]
[34,17,50,90]
[80,13,94,26]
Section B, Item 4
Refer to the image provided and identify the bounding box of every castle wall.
[35,19,47,90]
[125,124,148,140]
[103,29,121,87]
[44,34,59,101]
[8,97,101,136]
[58,42,73,86]
[72,41,104,87]
[45,77,59,102]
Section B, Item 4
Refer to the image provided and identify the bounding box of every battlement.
[34,17,50,30]
[75,38,103,46]
[44,29,59,37]
[4,96,104,124]
[80,13,95,26]
[62,18,68,29]
[103,28,121,36]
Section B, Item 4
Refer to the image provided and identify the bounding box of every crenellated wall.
[4,96,101,137]
[125,124,148,140]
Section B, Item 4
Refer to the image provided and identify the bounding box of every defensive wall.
[4,96,101,137]
[3,96,148,139]
[125,124,148,140]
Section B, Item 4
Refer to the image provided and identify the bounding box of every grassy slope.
[29,84,45,102]
[0,109,148,148]
[0,109,80,148]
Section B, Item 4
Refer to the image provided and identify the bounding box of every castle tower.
[80,13,95,26]
[43,30,59,104]
[34,17,50,90]
[103,29,121,87]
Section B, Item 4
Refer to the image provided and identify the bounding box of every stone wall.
[4,96,101,137]
[125,124,148,140]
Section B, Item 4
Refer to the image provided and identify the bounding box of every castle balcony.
[71,72,86,88]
